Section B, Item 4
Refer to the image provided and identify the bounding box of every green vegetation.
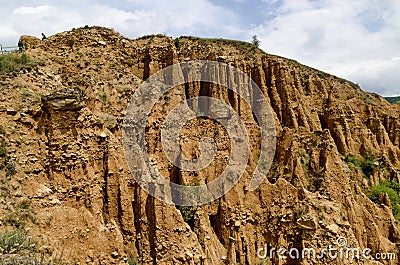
[298,149,324,192]
[368,180,400,218]
[0,53,34,75]
[0,230,37,254]
[4,199,34,230]
[0,230,67,264]
[0,133,10,171]
[136,33,167,41]
[251,35,260,47]
[0,126,16,177]
[344,152,377,178]
[385,96,400,104]
[178,36,262,55]
[5,162,16,177]
[128,258,140,265]
[299,149,310,175]
[200,37,258,54]
[0,141,6,157]
[174,38,180,49]
[174,182,199,229]
[360,92,378,105]
[308,168,324,192]
[100,92,108,105]
[177,205,196,228]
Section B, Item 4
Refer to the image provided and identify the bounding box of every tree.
[252,35,260,47]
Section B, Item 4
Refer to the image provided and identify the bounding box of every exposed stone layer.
[0,27,399,264]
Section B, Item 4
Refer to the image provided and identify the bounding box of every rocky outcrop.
[0,27,399,264]
[19,35,42,50]
[41,88,85,111]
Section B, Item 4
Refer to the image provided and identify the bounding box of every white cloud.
[253,0,400,95]
[0,0,398,95]
[1,0,240,42]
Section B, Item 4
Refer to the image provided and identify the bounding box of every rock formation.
[0,26,399,264]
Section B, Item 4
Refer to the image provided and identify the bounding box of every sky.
[0,0,399,96]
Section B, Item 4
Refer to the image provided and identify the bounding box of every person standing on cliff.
[41,33,47,41]
[18,40,24,52]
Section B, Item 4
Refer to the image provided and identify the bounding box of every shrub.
[0,146,6,157]
[360,152,376,178]
[0,131,7,157]
[174,38,180,49]
[5,162,16,177]
[100,92,108,105]
[368,180,400,218]
[299,149,310,175]
[177,206,195,227]
[344,154,360,167]
[344,152,377,178]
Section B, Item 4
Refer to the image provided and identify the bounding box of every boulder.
[42,88,85,111]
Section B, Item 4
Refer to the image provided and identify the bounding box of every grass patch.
[0,53,34,75]
[368,180,400,218]
[0,230,37,254]
[178,36,262,55]
[0,230,67,264]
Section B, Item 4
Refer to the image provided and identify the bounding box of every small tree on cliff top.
[252,35,260,47]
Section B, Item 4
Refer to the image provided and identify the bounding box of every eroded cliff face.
[0,27,399,264]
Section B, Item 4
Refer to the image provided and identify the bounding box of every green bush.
[345,152,377,178]
[344,154,360,168]
[368,180,400,218]
[177,205,195,228]
[174,38,180,49]
[360,152,376,178]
